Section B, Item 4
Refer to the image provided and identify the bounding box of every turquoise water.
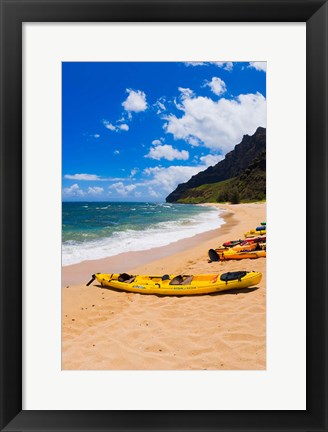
[62,202,223,266]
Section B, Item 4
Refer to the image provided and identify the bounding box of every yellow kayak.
[244,229,266,238]
[209,248,266,261]
[87,271,262,296]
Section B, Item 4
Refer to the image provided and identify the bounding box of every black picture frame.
[0,0,327,431]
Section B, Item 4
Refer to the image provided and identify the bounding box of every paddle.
[208,249,220,262]
[86,274,96,286]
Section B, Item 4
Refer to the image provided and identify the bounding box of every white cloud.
[184,61,233,71]
[173,88,195,111]
[186,136,201,147]
[178,87,194,100]
[163,92,266,153]
[122,89,147,112]
[154,98,167,114]
[137,155,223,199]
[64,173,103,181]
[152,139,163,146]
[147,187,160,198]
[143,166,201,193]
[63,183,84,197]
[157,101,166,111]
[103,121,117,131]
[114,150,120,155]
[200,154,224,166]
[184,61,207,67]
[109,182,137,196]
[117,116,127,123]
[64,173,125,182]
[130,168,139,177]
[248,62,267,72]
[63,184,104,198]
[93,134,100,138]
[103,120,129,132]
[204,77,227,96]
[126,185,136,192]
[87,186,104,195]
[145,144,189,161]
[212,62,233,71]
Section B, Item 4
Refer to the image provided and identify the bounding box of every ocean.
[62,202,224,266]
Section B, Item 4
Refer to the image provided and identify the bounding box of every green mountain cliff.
[165,127,266,204]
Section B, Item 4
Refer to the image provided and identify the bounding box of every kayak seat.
[169,275,193,285]
[220,271,247,283]
[169,275,184,285]
[118,273,133,282]
[181,275,193,285]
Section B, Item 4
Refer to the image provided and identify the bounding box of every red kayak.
[222,236,266,247]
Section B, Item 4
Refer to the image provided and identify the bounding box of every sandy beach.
[62,202,266,370]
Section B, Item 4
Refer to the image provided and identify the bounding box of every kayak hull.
[93,272,262,295]
[218,250,266,260]
[208,249,266,261]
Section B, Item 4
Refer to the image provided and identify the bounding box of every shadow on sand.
[91,283,259,298]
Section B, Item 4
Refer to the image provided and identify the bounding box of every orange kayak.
[222,236,266,248]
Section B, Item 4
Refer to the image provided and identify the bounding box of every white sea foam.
[62,207,224,266]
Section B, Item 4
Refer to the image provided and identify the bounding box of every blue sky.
[62,61,266,202]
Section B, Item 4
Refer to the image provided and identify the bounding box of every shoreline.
[62,202,266,370]
[62,205,234,287]
[128,202,265,277]
[62,201,223,269]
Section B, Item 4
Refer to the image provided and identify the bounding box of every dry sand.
[62,202,266,370]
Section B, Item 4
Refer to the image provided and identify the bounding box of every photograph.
[1,0,327,427]
[62,61,267,370]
